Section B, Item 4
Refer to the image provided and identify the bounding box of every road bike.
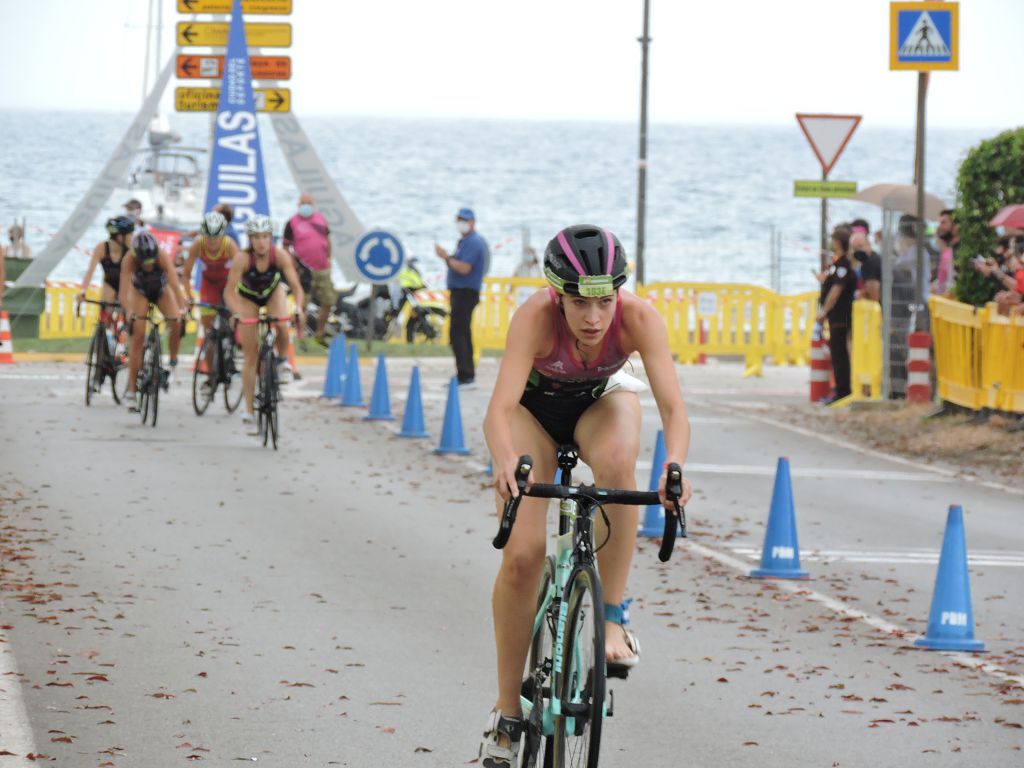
[191,302,243,416]
[78,298,128,405]
[493,444,685,768]
[134,306,171,427]
[238,312,292,450]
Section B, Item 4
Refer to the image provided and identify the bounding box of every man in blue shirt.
[435,207,489,388]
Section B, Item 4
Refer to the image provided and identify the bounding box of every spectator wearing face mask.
[435,207,490,388]
[123,198,147,230]
[283,193,335,345]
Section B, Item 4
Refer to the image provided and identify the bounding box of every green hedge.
[954,127,1024,306]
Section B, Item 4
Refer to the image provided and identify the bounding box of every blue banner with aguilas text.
[203,0,270,238]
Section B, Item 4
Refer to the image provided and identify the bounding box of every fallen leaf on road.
[414,747,433,753]
[280,681,315,687]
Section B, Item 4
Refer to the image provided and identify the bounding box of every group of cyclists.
[79,209,694,766]
[77,207,305,432]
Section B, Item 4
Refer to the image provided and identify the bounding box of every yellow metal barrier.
[980,303,1024,413]
[848,299,883,402]
[39,282,197,339]
[930,296,986,411]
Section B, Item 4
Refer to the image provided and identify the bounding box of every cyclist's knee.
[587,444,639,483]
[500,545,545,588]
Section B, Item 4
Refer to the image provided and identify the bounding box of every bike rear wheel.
[265,351,279,450]
[554,566,604,768]
[85,328,102,406]
[192,334,216,416]
[522,555,556,768]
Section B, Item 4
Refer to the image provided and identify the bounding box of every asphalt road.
[0,357,1021,767]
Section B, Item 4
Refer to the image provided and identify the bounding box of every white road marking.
[635,460,951,483]
[0,372,83,381]
[0,635,39,763]
[684,540,1024,687]
[729,545,1024,568]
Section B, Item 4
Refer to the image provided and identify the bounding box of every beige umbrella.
[852,183,948,220]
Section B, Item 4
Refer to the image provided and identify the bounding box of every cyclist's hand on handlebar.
[657,466,692,509]
[495,457,533,503]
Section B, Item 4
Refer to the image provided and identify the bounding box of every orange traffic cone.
[287,328,299,377]
[0,311,15,364]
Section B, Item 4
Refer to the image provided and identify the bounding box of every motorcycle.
[304,259,449,344]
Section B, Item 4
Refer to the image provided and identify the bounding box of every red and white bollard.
[809,337,831,402]
[906,331,933,403]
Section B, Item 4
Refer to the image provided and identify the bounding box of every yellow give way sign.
[177,0,292,13]
[177,21,291,48]
[175,87,291,113]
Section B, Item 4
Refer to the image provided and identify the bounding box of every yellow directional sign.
[175,87,291,113]
[793,180,858,199]
[178,0,292,13]
[177,21,291,48]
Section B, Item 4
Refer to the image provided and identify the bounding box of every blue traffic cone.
[365,353,394,420]
[485,458,493,476]
[914,505,985,652]
[639,430,667,537]
[750,457,809,579]
[321,335,346,398]
[435,376,470,455]
[398,366,430,438]
[340,343,364,407]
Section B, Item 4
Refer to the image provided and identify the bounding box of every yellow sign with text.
[793,180,858,199]
[175,87,291,113]
[178,0,292,13]
[177,21,291,48]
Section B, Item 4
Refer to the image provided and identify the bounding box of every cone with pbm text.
[914,505,985,652]
[750,457,809,579]
[398,366,429,438]
[435,376,470,455]
[365,353,394,420]
[639,430,668,537]
[340,343,365,407]
[0,311,14,364]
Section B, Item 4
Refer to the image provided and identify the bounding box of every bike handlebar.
[75,298,121,318]
[492,455,687,562]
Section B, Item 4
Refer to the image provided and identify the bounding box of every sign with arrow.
[178,0,292,13]
[795,113,861,175]
[175,86,291,112]
[177,21,291,47]
[177,54,291,80]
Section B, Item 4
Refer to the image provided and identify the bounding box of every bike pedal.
[606,665,630,680]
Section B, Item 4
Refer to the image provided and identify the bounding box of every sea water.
[0,111,996,294]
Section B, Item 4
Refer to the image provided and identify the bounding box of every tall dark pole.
[819,168,828,271]
[914,72,929,331]
[635,0,651,287]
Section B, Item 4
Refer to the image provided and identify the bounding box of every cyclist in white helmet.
[183,211,240,394]
[224,215,305,432]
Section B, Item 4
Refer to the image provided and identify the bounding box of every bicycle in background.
[493,444,686,768]
[78,298,128,406]
[191,302,243,416]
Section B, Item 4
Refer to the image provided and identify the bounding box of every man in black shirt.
[817,225,859,403]
[850,219,882,302]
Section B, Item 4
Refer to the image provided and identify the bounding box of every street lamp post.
[635,0,651,287]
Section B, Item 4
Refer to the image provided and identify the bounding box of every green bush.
[954,127,1024,306]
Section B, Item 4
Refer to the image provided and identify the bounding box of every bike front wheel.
[146,333,161,427]
[554,566,604,768]
[85,328,102,406]
[192,334,216,416]
[222,334,243,413]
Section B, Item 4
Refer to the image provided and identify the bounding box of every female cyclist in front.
[479,224,693,767]
[120,230,187,411]
[224,215,304,433]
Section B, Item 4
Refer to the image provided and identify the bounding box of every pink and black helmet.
[543,225,628,297]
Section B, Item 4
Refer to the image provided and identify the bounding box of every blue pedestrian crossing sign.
[890,2,958,71]
[354,230,406,284]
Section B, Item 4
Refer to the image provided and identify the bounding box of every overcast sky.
[0,0,1018,128]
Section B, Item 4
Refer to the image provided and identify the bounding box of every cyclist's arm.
[78,242,103,299]
[623,292,691,476]
[159,249,187,310]
[276,249,305,314]
[182,241,200,303]
[118,252,135,311]
[483,293,548,499]
[224,252,248,317]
